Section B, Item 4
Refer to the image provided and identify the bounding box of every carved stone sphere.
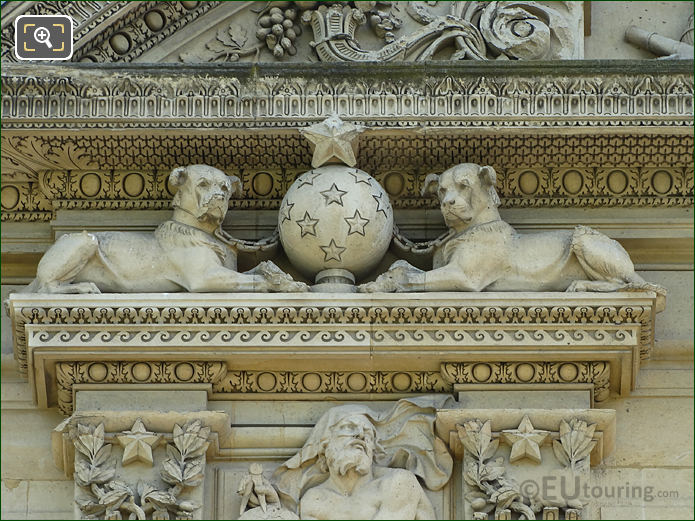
[278,165,393,282]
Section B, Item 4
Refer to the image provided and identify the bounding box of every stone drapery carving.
[361,163,667,312]
[73,419,210,520]
[272,396,454,519]
[21,164,307,294]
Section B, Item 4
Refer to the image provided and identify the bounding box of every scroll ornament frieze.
[9,293,654,381]
[73,419,210,520]
[2,65,692,133]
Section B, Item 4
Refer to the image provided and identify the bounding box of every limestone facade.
[1,2,693,520]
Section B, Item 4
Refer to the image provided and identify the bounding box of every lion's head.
[422,163,500,231]
[169,165,242,226]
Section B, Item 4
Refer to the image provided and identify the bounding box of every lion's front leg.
[360,260,488,293]
[245,261,309,293]
[359,260,426,293]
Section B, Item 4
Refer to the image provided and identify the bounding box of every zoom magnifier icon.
[34,26,52,48]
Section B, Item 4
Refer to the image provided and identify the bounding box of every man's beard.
[328,446,372,477]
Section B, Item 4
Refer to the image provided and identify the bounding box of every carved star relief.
[349,169,372,186]
[500,415,549,464]
[296,170,321,188]
[280,201,294,223]
[320,239,347,262]
[296,211,319,237]
[116,418,162,466]
[344,209,370,236]
[300,115,364,168]
[320,183,348,206]
[372,192,389,216]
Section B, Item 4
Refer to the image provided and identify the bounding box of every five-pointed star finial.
[296,211,319,237]
[500,415,549,464]
[320,239,347,262]
[320,183,348,206]
[300,115,364,168]
[116,418,162,466]
[344,209,370,236]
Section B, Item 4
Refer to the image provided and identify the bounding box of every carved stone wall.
[1,2,693,520]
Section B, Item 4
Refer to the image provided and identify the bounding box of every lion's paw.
[358,280,396,293]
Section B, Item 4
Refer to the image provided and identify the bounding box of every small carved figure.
[238,463,281,515]
[361,163,666,311]
[273,397,453,520]
[23,165,308,294]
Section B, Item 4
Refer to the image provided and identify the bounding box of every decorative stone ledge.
[6,291,659,414]
[2,61,693,130]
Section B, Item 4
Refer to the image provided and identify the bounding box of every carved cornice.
[2,62,692,131]
[56,361,227,415]
[53,361,610,416]
[2,62,691,219]
[6,292,656,414]
[441,361,611,402]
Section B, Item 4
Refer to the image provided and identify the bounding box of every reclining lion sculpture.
[23,164,308,294]
[360,163,666,311]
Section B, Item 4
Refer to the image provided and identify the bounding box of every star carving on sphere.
[320,239,347,262]
[296,211,319,237]
[116,418,162,466]
[320,183,348,207]
[300,115,364,167]
[344,209,370,236]
[500,415,549,464]
[280,201,294,223]
[296,170,321,189]
[349,169,372,186]
[372,192,390,216]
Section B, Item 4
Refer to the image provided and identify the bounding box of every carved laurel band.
[55,361,610,415]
